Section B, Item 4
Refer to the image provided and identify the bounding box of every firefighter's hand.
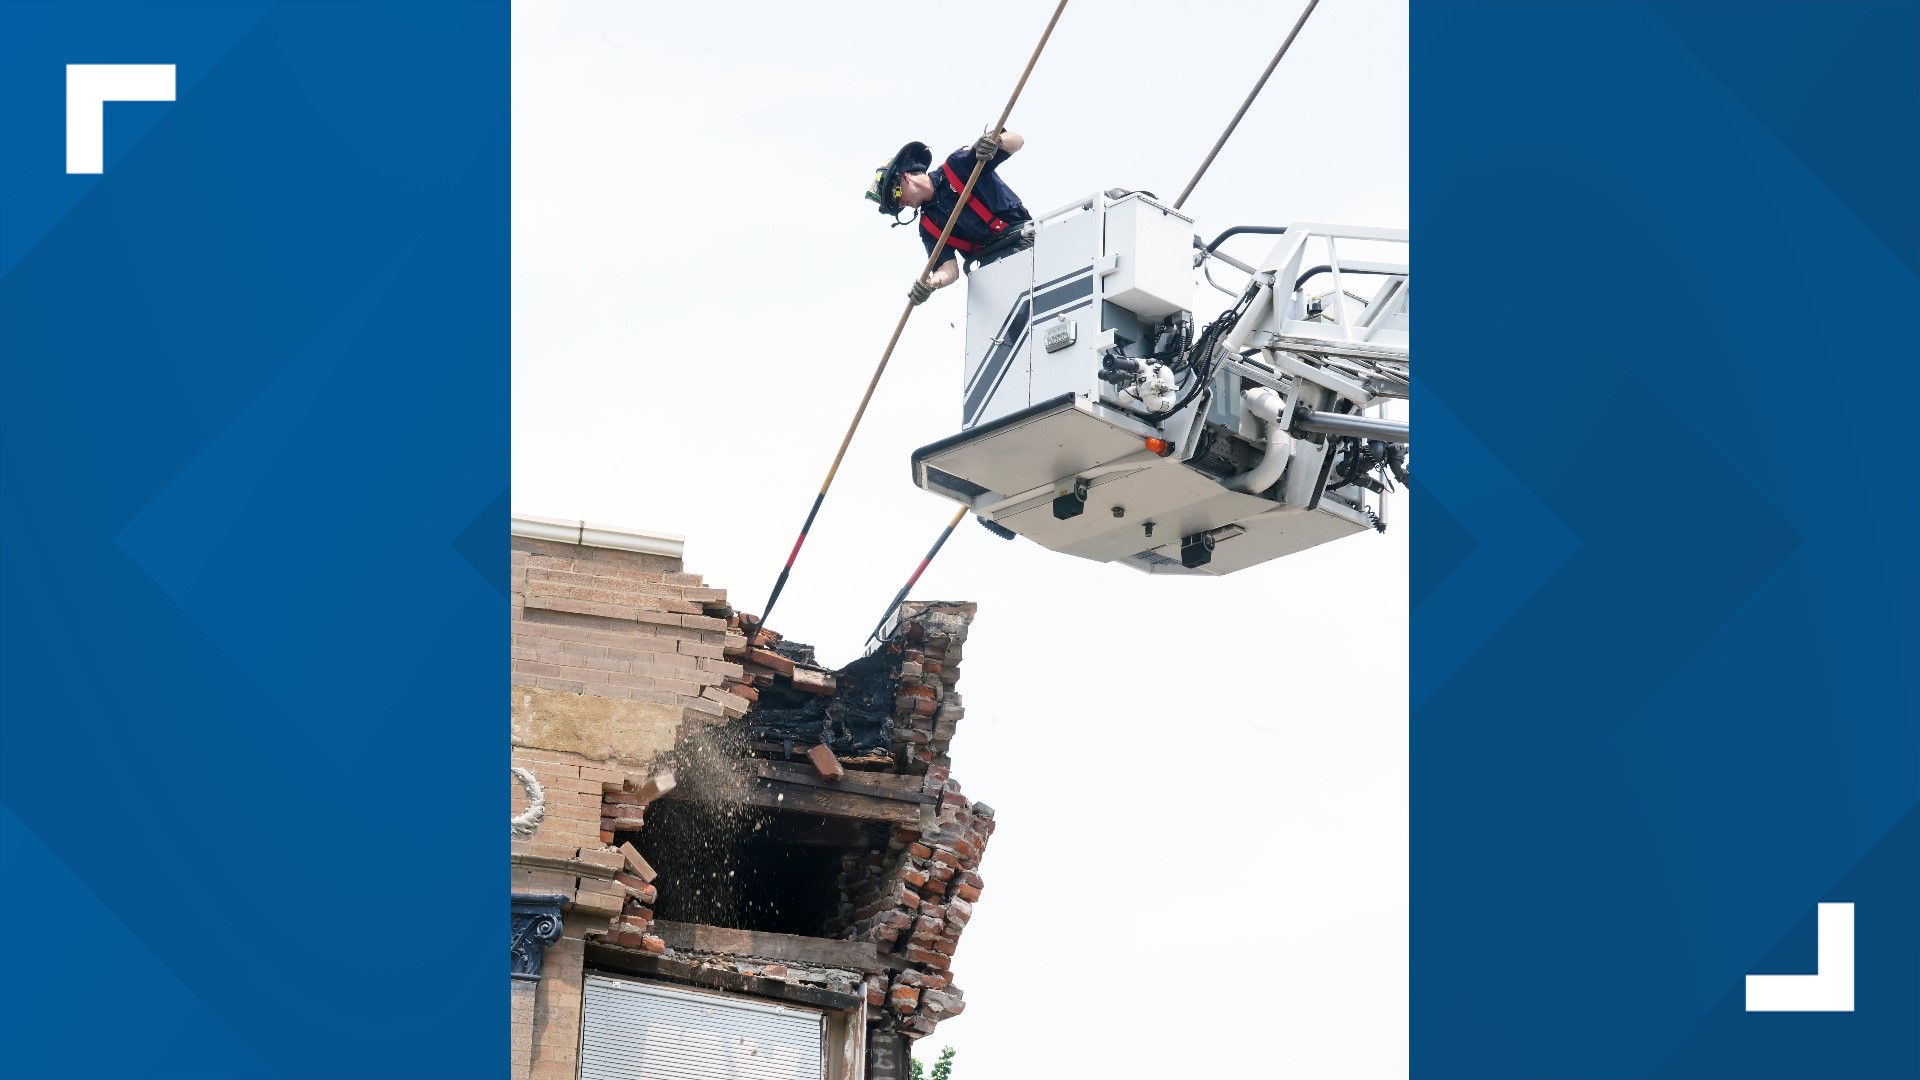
[972,131,1001,159]
[909,279,934,305]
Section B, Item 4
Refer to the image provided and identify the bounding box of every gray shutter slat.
[581,974,824,1080]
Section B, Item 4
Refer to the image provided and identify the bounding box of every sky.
[513,1,1409,1074]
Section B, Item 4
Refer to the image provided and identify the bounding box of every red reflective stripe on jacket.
[941,162,1007,234]
[922,213,980,253]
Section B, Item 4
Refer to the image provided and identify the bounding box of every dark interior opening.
[630,797,883,938]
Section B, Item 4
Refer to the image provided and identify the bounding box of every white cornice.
[511,513,685,559]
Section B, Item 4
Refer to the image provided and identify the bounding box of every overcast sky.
[513,1,1409,1074]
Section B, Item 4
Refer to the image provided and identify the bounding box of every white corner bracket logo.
[1745,902,1854,1012]
[66,64,176,174]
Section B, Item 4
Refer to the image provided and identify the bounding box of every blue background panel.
[1413,2,1917,1078]
[1,3,506,1077]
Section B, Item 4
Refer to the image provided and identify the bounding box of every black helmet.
[865,141,932,216]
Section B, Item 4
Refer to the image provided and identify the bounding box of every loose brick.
[746,648,795,677]
[636,770,676,803]
[808,743,845,781]
[573,848,623,873]
[571,890,624,918]
[618,842,657,883]
[791,666,837,695]
[615,875,658,906]
[701,685,750,716]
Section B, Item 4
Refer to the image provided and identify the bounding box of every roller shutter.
[580,973,826,1080]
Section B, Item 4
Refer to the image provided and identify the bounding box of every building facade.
[509,516,993,1079]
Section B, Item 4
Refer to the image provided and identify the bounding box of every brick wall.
[530,930,586,1080]
[510,537,744,719]
[510,980,535,1080]
[511,530,749,1080]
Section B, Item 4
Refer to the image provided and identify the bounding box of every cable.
[755,0,1070,634]
[1203,224,1290,255]
[1293,263,1397,292]
[1154,279,1261,418]
[1172,0,1320,210]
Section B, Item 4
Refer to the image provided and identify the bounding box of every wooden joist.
[753,760,933,803]
[649,921,887,972]
[584,943,866,1011]
[744,776,922,824]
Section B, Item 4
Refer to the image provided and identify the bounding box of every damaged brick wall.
[838,780,993,1039]
[833,603,992,1048]
[511,521,998,1077]
[723,602,994,1052]
[510,537,744,719]
[886,604,973,770]
[721,602,975,772]
[509,530,744,1080]
[600,774,668,954]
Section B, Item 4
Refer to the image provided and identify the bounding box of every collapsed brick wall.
[847,605,991,1044]
[885,605,972,770]
[511,528,998,1074]
[721,602,974,773]
[837,775,993,1038]
[599,777,666,955]
[721,602,994,1047]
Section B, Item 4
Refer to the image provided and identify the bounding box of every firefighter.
[865,130,1031,304]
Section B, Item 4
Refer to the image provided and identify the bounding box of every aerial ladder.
[762,0,1395,636]
[909,191,1409,575]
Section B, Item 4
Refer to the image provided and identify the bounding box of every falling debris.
[808,743,845,781]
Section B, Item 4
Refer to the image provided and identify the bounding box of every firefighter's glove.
[972,132,1001,159]
[908,279,935,305]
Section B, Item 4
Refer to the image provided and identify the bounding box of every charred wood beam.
[744,777,923,824]
[585,943,867,1011]
[748,740,897,769]
[648,921,888,973]
[753,761,935,803]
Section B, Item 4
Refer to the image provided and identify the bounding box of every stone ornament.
[511,765,546,838]
[510,894,567,980]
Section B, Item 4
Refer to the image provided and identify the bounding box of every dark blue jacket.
[919,145,1031,268]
